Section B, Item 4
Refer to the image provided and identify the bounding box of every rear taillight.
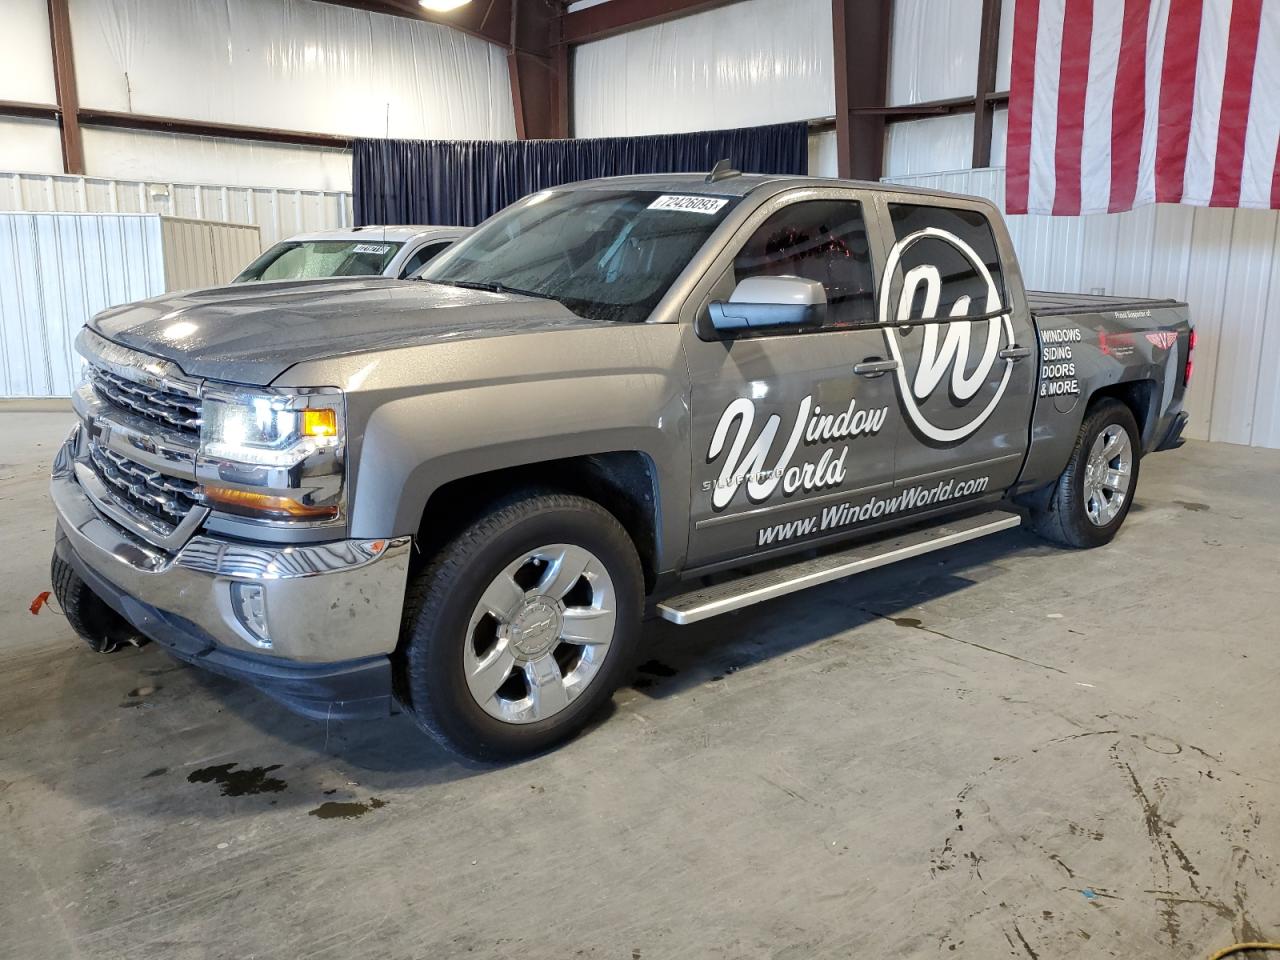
[1184,328,1197,386]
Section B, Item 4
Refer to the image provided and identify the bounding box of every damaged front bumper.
[50,426,411,720]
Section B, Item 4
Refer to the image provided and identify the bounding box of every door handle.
[998,345,1032,360]
[853,358,900,377]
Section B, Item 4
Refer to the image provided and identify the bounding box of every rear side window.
[886,204,1005,320]
[733,199,876,328]
[400,240,454,278]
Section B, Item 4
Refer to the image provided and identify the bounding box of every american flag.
[1006,0,1280,216]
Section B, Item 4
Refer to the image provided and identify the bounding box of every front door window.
[733,199,877,329]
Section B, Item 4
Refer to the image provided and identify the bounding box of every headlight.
[197,386,345,522]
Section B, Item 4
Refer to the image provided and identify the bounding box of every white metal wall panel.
[68,0,515,142]
[80,127,355,194]
[1176,211,1232,437]
[0,170,353,251]
[809,130,839,178]
[0,0,56,104]
[990,108,1010,167]
[1209,212,1278,445]
[884,167,1280,449]
[3,0,511,191]
[996,0,1015,91]
[884,115,976,178]
[0,119,64,177]
[889,0,984,105]
[1250,239,1280,448]
[572,0,834,137]
[0,213,164,397]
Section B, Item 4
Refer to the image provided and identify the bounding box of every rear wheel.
[50,553,140,653]
[1029,398,1140,548]
[398,491,643,761]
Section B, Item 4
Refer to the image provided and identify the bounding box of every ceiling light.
[419,0,471,11]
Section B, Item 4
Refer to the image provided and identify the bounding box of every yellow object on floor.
[1209,944,1280,960]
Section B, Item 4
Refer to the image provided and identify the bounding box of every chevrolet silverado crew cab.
[51,169,1194,760]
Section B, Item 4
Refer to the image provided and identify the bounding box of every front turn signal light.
[302,409,337,438]
[201,484,339,520]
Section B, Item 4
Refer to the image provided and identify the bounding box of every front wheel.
[1029,398,1141,549]
[398,491,643,761]
[51,552,141,653]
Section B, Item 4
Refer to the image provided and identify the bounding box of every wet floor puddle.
[187,763,287,797]
[308,797,387,820]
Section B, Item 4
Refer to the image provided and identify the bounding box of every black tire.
[50,553,140,653]
[397,490,644,762]
[1029,398,1141,549]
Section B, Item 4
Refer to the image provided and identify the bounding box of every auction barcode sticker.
[647,195,729,215]
[353,243,392,254]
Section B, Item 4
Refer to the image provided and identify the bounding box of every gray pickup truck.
[50,170,1194,759]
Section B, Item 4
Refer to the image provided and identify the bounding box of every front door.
[682,192,901,569]
[873,198,1037,506]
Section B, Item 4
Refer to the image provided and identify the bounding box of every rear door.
[874,198,1036,505]
[681,189,900,568]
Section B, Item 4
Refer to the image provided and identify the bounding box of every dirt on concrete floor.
[1,409,1277,959]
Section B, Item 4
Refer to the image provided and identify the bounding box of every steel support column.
[46,0,84,175]
[507,0,567,140]
[832,0,892,181]
[972,0,1003,168]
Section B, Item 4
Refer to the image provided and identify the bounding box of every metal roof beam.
[561,0,741,45]
[311,0,512,48]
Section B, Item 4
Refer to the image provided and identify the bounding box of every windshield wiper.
[432,279,559,302]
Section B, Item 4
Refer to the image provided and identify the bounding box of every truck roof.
[280,225,470,243]
[560,171,985,204]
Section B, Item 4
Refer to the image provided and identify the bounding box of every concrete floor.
[2,405,1277,960]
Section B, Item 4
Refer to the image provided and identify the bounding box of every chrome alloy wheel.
[1082,425,1134,526]
[463,543,617,724]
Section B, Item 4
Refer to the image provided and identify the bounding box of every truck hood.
[89,277,606,385]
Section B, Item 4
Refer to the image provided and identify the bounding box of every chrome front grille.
[73,329,209,549]
[88,441,202,528]
[90,365,202,435]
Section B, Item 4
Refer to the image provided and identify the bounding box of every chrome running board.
[658,510,1022,625]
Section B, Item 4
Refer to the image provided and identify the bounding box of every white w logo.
[880,227,1015,444]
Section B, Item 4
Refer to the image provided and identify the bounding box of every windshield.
[420,190,739,323]
[234,240,404,283]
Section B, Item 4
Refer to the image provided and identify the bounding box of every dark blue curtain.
[352,122,809,227]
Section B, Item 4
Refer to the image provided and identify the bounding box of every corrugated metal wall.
[0,212,261,398]
[0,213,164,396]
[1,171,353,251]
[884,168,1280,449]
[160,217,262,292]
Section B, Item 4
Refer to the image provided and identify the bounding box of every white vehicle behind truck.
[233,225,470,283]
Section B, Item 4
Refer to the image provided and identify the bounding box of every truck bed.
[1027,290,1183,317]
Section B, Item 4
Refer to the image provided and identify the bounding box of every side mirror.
[707,275,827,336]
